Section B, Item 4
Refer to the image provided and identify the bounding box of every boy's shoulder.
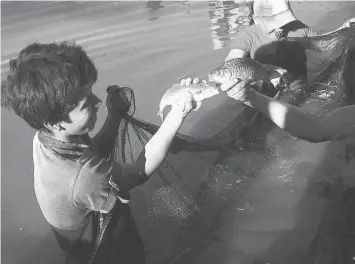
[32,131,110,180]
[33,132,100,162]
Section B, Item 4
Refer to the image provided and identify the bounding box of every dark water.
[2,1,355,264]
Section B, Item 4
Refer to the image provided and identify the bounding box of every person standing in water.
[183,0,355,101]
[225,0,355,98]
[218,0,355,143]
[1,41,199,264]
[181,0,355,142]
[226,0,354,63]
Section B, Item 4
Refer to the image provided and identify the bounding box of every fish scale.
[157,82,219,122]
[208,58,287,85]
[224,58,273,81]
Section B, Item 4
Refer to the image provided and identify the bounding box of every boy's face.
[59,86,102,136]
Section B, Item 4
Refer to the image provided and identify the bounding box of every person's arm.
[142,109,185,176]
[225,49,247,61]
[113,91,196,191]
[225,27,254,61]
[244,86,355,143]
[222,80,355,143]
[74,92,196,211]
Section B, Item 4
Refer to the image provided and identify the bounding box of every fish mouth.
[207,70,219,81]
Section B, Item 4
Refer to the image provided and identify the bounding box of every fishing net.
[89,24,355,264]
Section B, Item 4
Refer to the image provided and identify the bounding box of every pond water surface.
[2,1,355,264]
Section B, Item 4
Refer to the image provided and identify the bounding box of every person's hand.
[180,76,207,86]
[221,78,264,104]
[106,85,131,113]
[168,90,197,120]
[220,78,253,102]
[178,76,207,113]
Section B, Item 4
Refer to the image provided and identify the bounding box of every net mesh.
[93,25,355,264]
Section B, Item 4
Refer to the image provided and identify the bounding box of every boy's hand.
[180,77,207,86]
[106,85,131,113]
[169,90,197,120]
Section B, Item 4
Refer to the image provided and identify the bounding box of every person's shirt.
[33,131,129,233]
[229,22,316,64]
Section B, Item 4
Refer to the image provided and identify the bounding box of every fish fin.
[193,101,202,111]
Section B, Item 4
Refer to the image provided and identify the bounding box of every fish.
[208,58,290,88]
[157,82,219,122]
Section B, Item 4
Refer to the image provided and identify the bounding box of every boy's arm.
[92,106,186,190]
[114,98,193,191]
[74,103,190,212]
[92,90,195,193]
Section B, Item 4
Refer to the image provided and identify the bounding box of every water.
[2,1,355,264]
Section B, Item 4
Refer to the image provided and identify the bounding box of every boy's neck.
[42,130,88,145]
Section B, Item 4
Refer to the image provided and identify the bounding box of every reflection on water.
[208,1,254,50]
[145,0,191,21]
[146,1,165,21]
[0,1,254,72]
[144,0,254,49]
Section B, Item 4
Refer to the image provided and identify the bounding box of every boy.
[1,41,197,263]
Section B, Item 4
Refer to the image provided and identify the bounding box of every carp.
[157,82,219,122]
[208,58,290,88]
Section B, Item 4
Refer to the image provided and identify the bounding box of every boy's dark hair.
[1,41,98,131]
